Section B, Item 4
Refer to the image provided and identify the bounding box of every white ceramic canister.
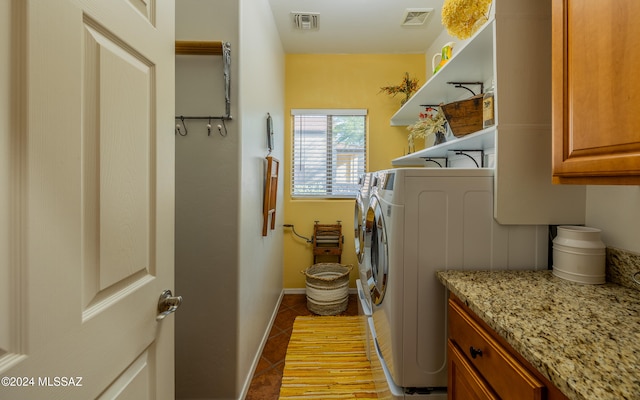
[552,226,606,284]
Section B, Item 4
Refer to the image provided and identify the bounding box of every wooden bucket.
[441,94,483,137]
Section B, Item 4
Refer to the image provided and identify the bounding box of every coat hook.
[175,116,188,136]
[207,117,212,136]
[217,118,228,137]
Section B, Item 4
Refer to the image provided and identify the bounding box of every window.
[291,109,366,198]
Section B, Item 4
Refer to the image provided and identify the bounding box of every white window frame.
[291,109,367,199]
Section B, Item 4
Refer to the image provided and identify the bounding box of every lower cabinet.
[448,341,498,400]
[447,296,568,400]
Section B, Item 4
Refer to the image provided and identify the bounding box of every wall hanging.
[262,156,279,236]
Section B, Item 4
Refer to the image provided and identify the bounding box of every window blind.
[291,109,367,198]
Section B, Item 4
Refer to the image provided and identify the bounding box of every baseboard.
[239,289,284,400]
[283,288,306,294]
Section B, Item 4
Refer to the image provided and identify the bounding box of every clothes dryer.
[364,168,548,396]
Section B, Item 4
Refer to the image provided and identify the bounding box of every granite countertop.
[437,270,640,400]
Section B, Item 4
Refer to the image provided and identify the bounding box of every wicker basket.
[441,94,484,137]
[302,263,352,315]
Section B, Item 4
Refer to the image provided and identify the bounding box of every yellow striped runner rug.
[279,316,377,399]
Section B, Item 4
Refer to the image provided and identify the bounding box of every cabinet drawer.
[448,339,499,400]
[448,298,544,400]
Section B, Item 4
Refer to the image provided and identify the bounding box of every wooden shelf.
[175,41,224,55]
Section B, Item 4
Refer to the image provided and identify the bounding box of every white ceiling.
[268,0,446,54]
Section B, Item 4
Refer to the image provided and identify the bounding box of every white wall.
[586,186,640,253]
[175,0,284,398]
[237,0,285,396]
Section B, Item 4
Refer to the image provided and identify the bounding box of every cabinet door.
[448,340,499,400]
[552,0,640,184]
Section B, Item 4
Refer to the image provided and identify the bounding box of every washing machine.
[356,171,380,312]
[354,172,373,281]
[354,173,373,359]
[364,167,548,397]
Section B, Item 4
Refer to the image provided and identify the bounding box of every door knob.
[157,289,182,321]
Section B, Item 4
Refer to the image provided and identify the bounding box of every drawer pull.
[469,346,483,359]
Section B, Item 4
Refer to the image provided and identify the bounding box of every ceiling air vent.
[401,8,433,26]
[292,12,319,30]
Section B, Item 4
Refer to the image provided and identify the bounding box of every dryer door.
[365,195,389,306]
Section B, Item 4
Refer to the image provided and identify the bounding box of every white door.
[0,0,176,399]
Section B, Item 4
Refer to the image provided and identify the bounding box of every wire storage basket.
[302,263,352,315]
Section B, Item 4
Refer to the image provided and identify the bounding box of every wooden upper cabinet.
[552,0,640,184]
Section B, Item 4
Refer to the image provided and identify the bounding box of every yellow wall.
[283,54,426,288]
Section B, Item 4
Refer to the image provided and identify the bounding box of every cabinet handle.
[469,346,483,359]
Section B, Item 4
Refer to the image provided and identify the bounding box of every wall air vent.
[292,12,319,30]
[401,8,433,26]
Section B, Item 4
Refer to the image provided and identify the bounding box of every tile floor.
[245,293,359,399]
